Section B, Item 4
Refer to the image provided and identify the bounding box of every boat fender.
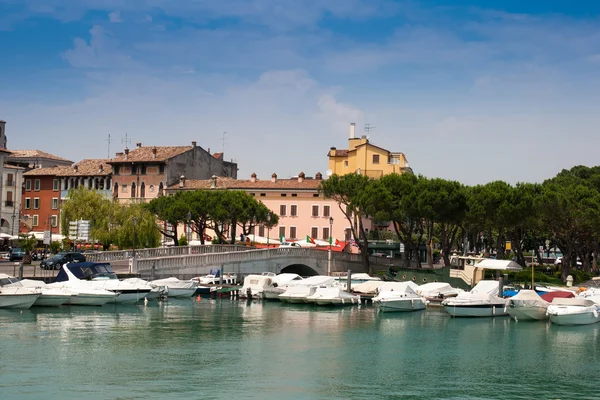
[411,299,414,309]
[594,310,599,319]
[493,306,496,315]
[503,306,507,314]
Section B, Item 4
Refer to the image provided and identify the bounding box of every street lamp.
[132,217,138,252]
[328,216,333,276]
[186,212,191,243]
[11,212,15,236]
[266,212,272,248]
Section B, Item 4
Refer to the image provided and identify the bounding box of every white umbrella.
[246,234,281,245]
[0,233,12,239]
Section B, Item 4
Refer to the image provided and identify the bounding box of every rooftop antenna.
[105,133,112,158]
[121,133,132,148]
[222,131,227,154]
[364,123,376,136]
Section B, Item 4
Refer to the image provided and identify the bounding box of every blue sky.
[2,0,600,184]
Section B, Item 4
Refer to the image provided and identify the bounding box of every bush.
[178,235,188,246]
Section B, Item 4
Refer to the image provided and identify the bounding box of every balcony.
[5,180,15,187]
[4,200,13,207]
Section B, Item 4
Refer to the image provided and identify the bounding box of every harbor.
[1,297,599,400]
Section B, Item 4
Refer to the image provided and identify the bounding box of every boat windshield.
[56,262,118,281]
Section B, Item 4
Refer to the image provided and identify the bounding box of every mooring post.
[18,262,24,279]
[346,269,352,292]
[219,265,224,285]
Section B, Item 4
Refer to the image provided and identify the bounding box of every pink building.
[167,172,353,244]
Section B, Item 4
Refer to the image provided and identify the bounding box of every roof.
[7,149,72,162]
[168,176,323,191]
[474,259,523,271]
[329,149,349,157]
[23,159,112,176]
[109,146,192,163]
[213,152,223,160]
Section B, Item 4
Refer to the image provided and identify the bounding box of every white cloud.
[62,25,135,69]
[108,11,122,23]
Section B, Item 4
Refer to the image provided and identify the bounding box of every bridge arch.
[280,264,319,277]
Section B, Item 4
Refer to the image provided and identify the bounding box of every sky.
[2,0,600,185]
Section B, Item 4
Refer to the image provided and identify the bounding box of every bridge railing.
[85,244,252,263]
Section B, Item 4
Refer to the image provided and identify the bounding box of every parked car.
[9,248,26,261]
[40,252,86,270]
[280,242,302,248]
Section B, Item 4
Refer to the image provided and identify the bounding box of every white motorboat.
[547,298,600,326]
[335,273,380,291]
[305,286,361,306]
[262,273,304,300]
[0,286,41,309]
[507,289,549,321]
[55,262,153,304]
[14,278,72,307]
[121,278,164,300]
[195,268,237,285]
[239,274,275,299]
[442,280,508,317]
[279,276,336,303]
[415,282,464,304]
[149,277,197,298]
[372,282,426,312]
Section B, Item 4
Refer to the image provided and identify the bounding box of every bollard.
[18,263,24,279]
[219,265,224,285]
[346,269,352,292]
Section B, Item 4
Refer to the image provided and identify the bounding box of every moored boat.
[442,280,508,317]
[372,282,426,312]
[547,298,600,326]
[305,286,361,306]
[507,290,549,321]
[149,277,197,298]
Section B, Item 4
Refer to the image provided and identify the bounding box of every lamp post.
[186,212,191,243]
[11,211,15,236]
[132,217,138,253]
[266,212,272,248]
[328,216,333,276]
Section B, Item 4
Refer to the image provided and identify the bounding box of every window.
[344,161,348,167]
[290,226,297,239]
[140,182,146,198]
[33,215,39,227]
[291,193,297,197]
[53,179,59,191]
[258,226,265,237]
[279,226,286,239]
[122,184,128,193]
[250,225,255,235]
[52,198,58,210]
[131,182,136,198]
[7,173,13,186]
[141,165,147,175]
[25,198,31,209]
[312,205,319,217]
[280,204,287,216]
[322,227,330,241]
[34,179,40,191]
[25,179,31,191]
[313,193,319,197]
[51,215,58,227]
[290,205,298,216]
[159,165,165,174]
[113,166,120,175]
[131,166,137,175]
[280,193,287,197]
[260,193,266,197]
[373,154,380,164]
[33,198,40,209]
[311,227,318,239]
[149,185,155,193]
[323,205,330,217]
[345,228,352,241]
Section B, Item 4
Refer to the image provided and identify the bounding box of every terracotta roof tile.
[167,177,323,191]
[109,146,192,163]
[23,159,112,176]
[7,149,72,162]
[330,149,349,156]
[213,152,223,160]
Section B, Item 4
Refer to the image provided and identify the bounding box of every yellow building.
[327,123,411,178]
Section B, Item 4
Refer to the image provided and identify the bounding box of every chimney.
[350,122,356,139]
[179,175,185,188]
[315,172,322,180]
[115,152,124,157]
[251,173,257,183]
[211,175,217,189]
[136,142,142,148]
[152,146,157,159]
[73,165,78,173]
[124,147,129,160]
[98,164,104,173]
[192,141,197,148]
[298,171,305,183]
[271,173,277,183]
[207,147,210,154]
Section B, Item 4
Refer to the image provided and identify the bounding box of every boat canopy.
[550,297,596,307]
[352,281,385,294]
[242,275,274,289]
[297,275,336,286]
[509,289,548,307]
[416,282,462,298]
[474,259,523,271]
[377,281,419,294]
[55,262,117,282]
[273,273,303,286]
[470,280,501,296]
[541,291,575,302]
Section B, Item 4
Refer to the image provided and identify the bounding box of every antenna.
[105,134,112,158]
[364,123,376,135]
[121,133,132,148]
[222,131,227,154]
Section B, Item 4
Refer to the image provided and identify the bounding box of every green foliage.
[179,235,188,246]
[18,234,37,252]
[50,241,62,254]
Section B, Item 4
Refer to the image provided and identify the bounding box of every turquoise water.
[1,299,599,399]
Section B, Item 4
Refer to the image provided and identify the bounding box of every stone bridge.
[85,245,370,280]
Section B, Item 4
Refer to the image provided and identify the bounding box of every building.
[19,159,113,235]
[108,142,238,204]
[0,120,7,149]
[327,123,412,178]
[7,149,73,170]
[166,172,352,244]
[1,164,25,235]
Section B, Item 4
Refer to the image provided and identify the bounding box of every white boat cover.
[272,274,303,286]
[551,298,596,307]
[295,275,336,286]
[474,259,523,271]
[445,292,506,306]
[377,281,420,294]
[416,282,462,298]
[470,280,501,296]
[352,281,385,294]
[350,273,380,281]
[150,277,196,289]
[242,275,274,290]
[509,289,548,307]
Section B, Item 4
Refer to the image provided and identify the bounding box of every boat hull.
[549,309,600,326]
[376,298,426,312]
[165,288,197,298]
[34,294,71,307]
[444,303,508,317]
[66,293,115,306]
[315,297,360,306]
[508,306,548,321]
[0,293,39,309]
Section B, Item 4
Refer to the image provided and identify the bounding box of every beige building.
[327,123,411,178]
[7,149,73,170]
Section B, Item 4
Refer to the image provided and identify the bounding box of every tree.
[320,173,373,273]
[145,193,190,246]
[18,233,37,264]
[60,187,117,243]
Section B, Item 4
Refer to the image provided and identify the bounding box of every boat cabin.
[55,262,118,282]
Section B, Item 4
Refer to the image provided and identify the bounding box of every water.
[1,299,599,400]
